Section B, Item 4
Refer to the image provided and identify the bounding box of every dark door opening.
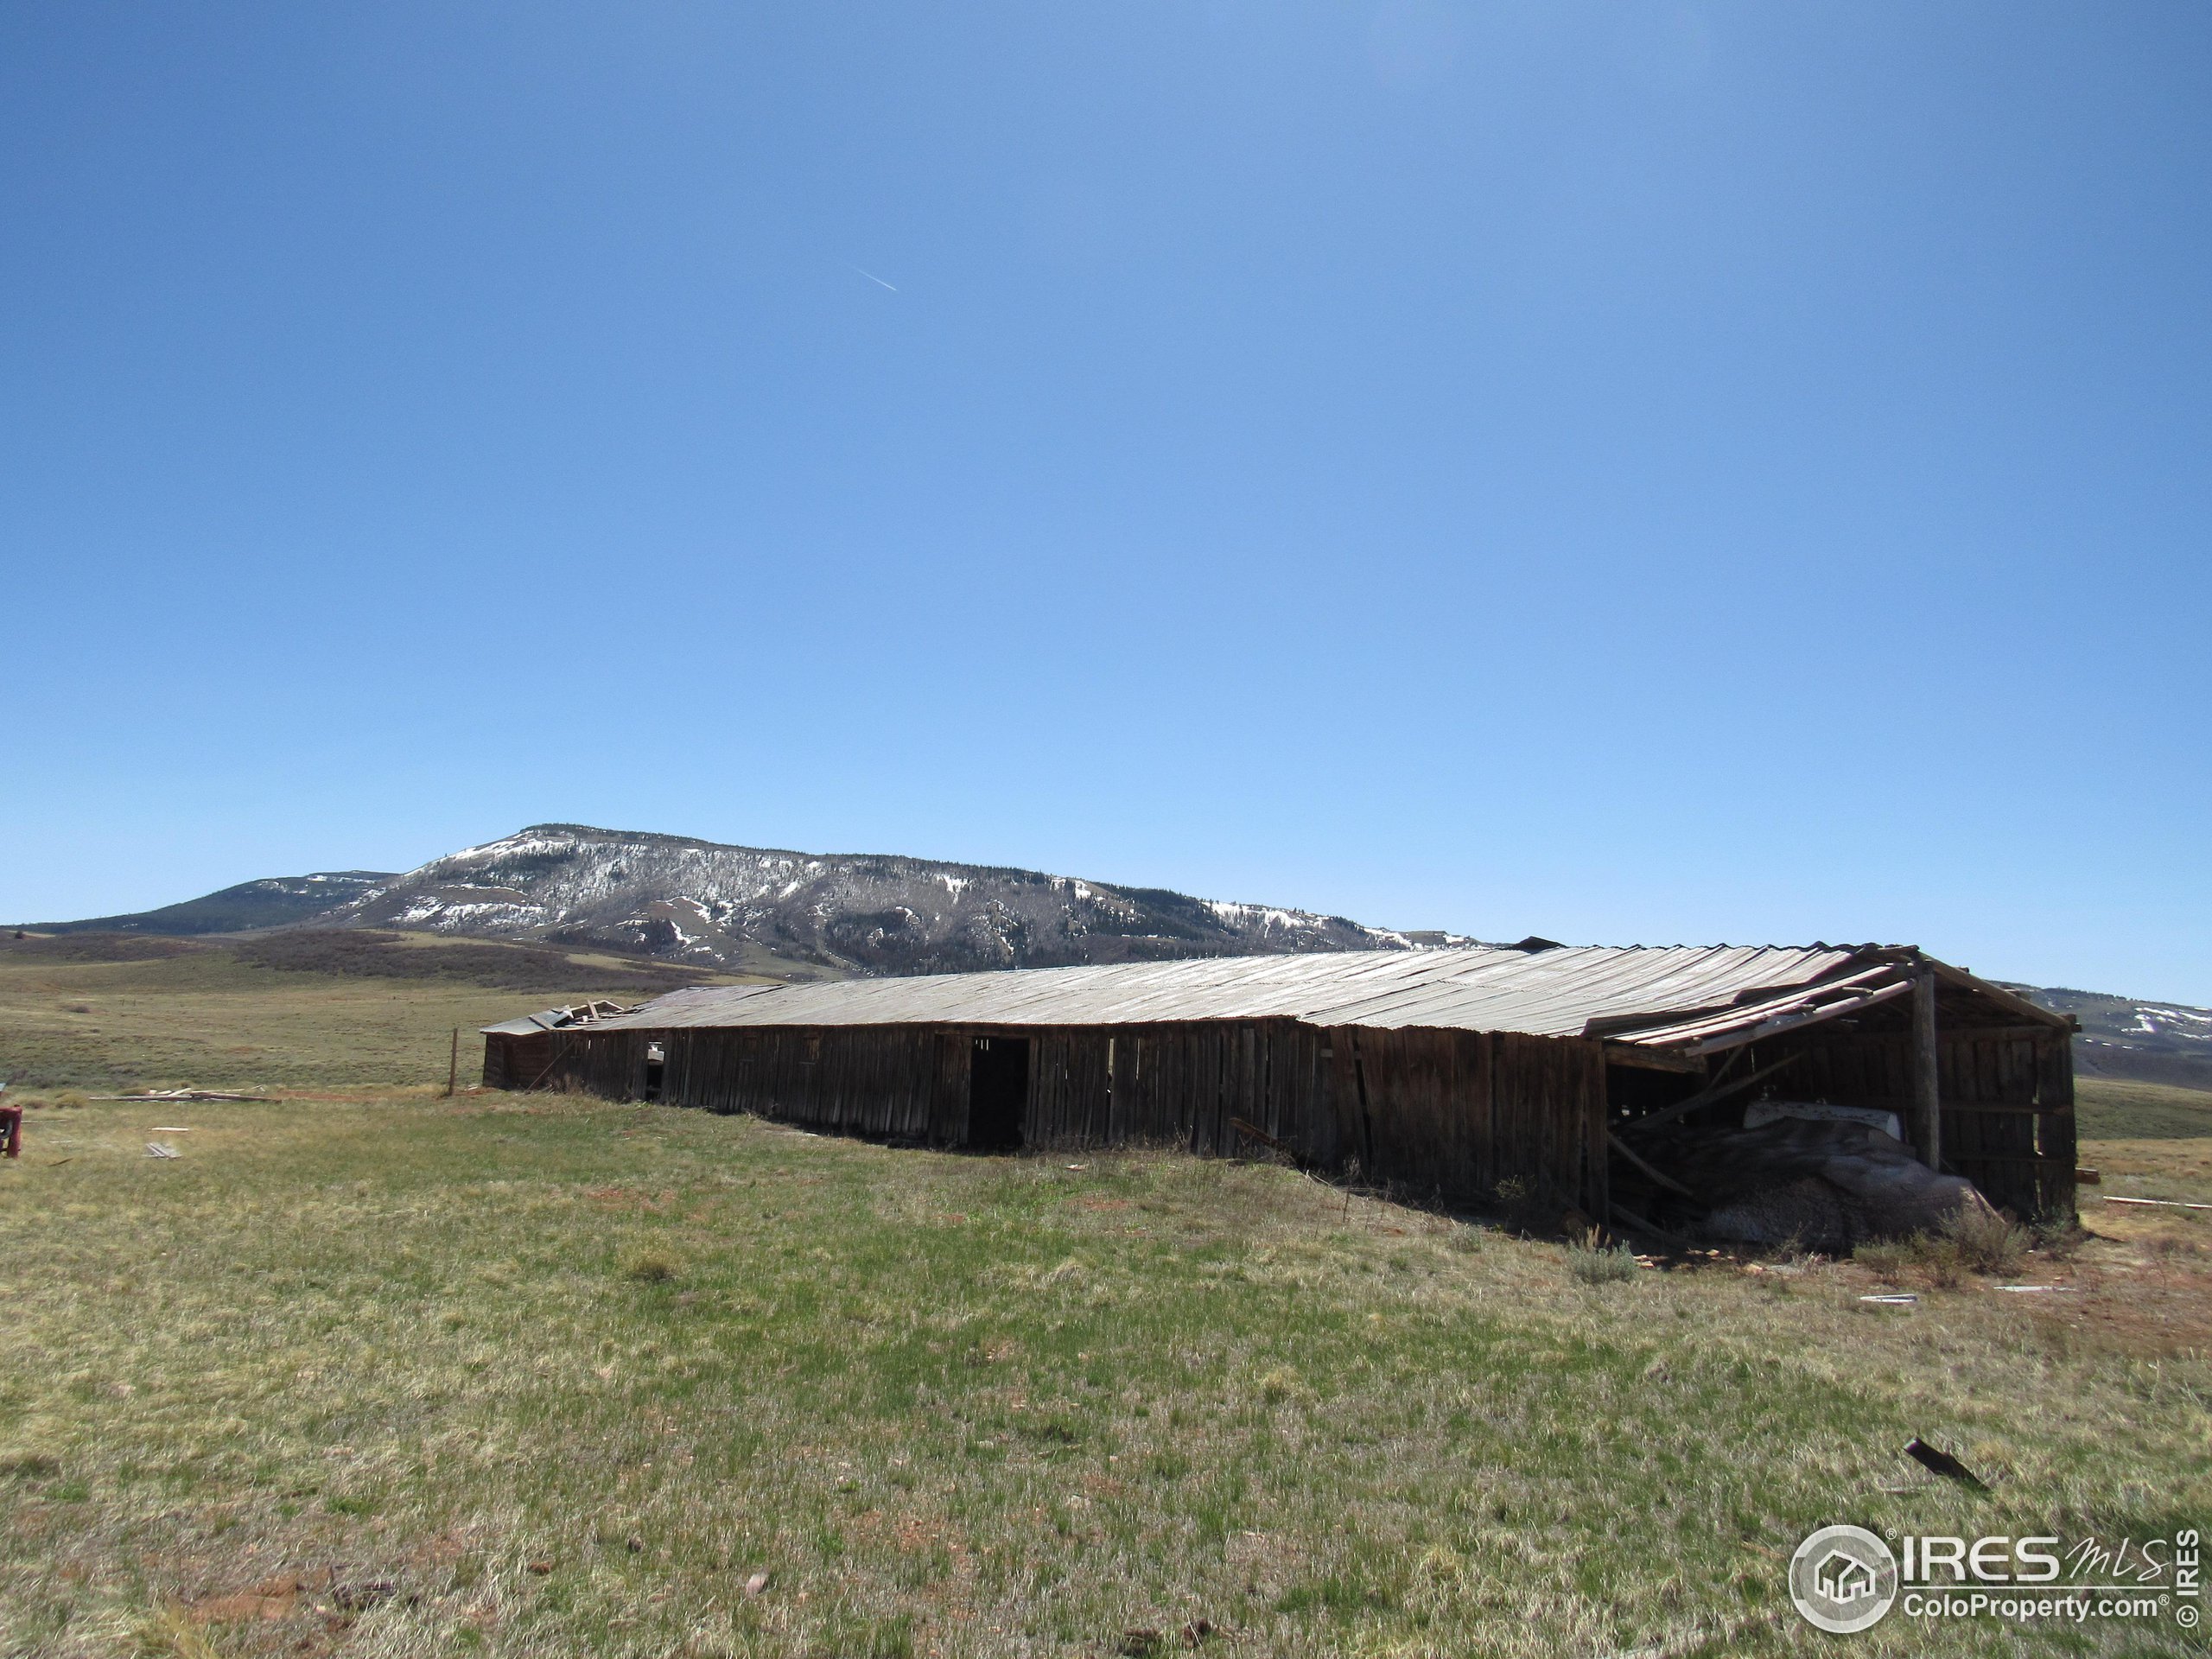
[968,1036,1029,1150]
[644,1041,665,1102]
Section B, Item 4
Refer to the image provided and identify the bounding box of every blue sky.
[3,2,2207,1000]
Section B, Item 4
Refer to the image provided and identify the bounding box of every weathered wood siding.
[1745,1026,2075,1219]
[1022,1020,1338,1163]
[543,1028,651,1099]
[528,1025,953,1139]
[526,1017,1608,1214]
[665,1027,944,1139]
[480,1031,558,1091]
[1332,1029,1607,1217]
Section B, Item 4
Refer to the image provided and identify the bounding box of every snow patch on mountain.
[321,823,1428,978]
[2012,983,2212,1091]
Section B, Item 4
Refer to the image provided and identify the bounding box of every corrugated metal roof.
[587,944,1885,1039]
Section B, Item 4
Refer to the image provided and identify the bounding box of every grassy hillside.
[3,1094,2209,1658]
[2075,1076,2212,1140]
[0,931,767,1092]
[15,871,392,936]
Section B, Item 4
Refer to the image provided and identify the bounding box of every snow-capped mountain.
[324,824,1435,976]
[2010,984,2212,1092]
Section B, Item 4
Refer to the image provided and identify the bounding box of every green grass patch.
[2077,1077,2212,1141]
[2,1096,2206,1656]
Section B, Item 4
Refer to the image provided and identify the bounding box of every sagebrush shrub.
[1942,1205,2031,1276]
[1567,1239,1640,1285]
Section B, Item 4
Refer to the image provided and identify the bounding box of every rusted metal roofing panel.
[587,944,1878,1039]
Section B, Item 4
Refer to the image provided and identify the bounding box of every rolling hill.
[19,870,393,936]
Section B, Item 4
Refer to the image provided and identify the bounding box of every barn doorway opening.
[644,1041,665,1102]
[968,1035,1028,1150]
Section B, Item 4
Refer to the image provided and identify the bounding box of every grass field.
[3,969,2209,1656]
[2075,1077,2212,1142]
[0,933,761,1093]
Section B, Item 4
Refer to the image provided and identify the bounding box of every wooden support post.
[1911,970,1942,1171]
[2035,1032,2077,1221]
[444,1027,460,1098]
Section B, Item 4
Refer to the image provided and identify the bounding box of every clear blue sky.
[3,3,2207,1001]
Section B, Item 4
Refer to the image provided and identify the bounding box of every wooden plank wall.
[1020,1020,1339,1164]
[926,1033,969,1146]
[1324,1029,1605,1216]
[546,1029,651,1099]
[535,1019,1609,1215]
[1748,1027,2074,1218]
[1939,1033,2048,1218]
[537,1026,956,1141]
[1023,1020,1599,1211]
[480,1031,563,1091]
[669,1027,940,1139]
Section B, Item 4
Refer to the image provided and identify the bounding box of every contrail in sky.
[852,266,898,292]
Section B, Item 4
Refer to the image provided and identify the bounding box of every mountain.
[17,827,2207,1093]
[17,871,395,937]
[2009,984,2212,1093]
[319,824,1433,976]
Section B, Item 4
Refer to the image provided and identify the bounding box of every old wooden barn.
[489,944,2079,1225]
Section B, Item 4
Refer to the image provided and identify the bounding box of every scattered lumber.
[1904,1438,1986,1491]
[95,1089,268,1103]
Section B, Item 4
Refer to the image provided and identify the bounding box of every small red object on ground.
[0,1105,20,1158]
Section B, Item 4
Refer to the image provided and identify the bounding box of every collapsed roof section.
[479,999,633,1038]
[1602,951,2076,1056]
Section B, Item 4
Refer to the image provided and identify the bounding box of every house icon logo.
[1815,1550,1878,1603]
[1789,1525,1899,1633]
